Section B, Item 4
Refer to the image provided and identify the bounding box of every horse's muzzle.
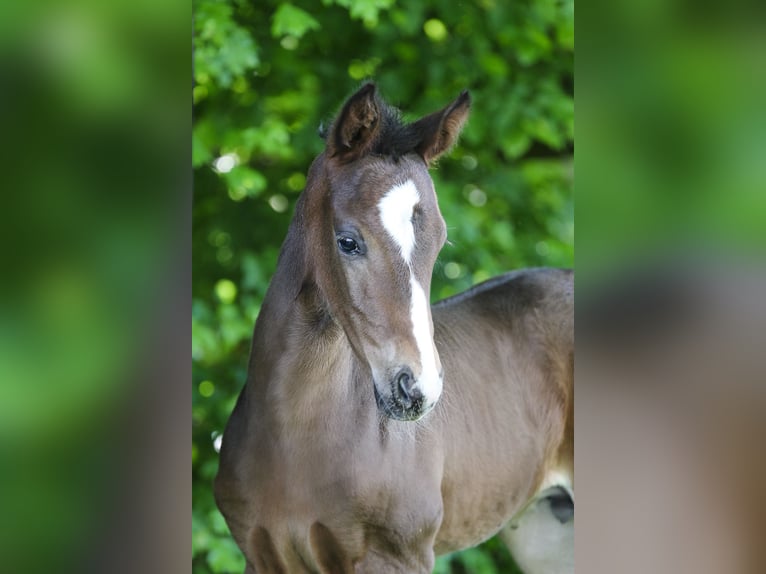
[373,367,433,421]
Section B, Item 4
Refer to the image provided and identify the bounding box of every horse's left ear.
[413,90,471,164]
[327,83,381,162]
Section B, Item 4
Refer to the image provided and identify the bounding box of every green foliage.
[194,0,260,88]
[193,0,573,572]
[271,4,320,39]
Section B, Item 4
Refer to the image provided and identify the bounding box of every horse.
[215,83,574,573]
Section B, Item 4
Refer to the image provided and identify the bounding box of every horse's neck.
[245,239,374,438]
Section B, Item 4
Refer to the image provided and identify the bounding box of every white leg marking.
[378,180,443,406]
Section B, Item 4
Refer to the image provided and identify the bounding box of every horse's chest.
[248,457,443,572]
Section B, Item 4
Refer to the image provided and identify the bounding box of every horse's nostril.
[397,371,411,395]
[395,367,415,406]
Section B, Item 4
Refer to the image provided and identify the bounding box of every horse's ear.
[327,83,381,161]
[413,90,471,165]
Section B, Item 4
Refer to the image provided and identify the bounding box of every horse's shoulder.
[432,268,574,359]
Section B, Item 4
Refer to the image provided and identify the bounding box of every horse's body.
[215,85,573,573]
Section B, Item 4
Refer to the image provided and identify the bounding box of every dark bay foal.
[215,84,574,573]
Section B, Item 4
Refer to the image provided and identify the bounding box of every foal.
[215,84,574,573]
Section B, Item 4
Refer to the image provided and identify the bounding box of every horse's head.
[303,83,470,421]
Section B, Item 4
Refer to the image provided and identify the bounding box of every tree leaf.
[271,4,320,38]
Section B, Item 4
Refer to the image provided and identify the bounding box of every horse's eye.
[337,236,360,255]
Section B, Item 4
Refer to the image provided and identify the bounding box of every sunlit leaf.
[271,3,320,38]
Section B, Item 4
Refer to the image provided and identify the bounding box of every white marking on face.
[409,275,443,405]
[378,180,419,264]
[378,179,443,407]
[540,470,574,501]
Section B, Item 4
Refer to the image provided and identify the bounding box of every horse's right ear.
[327,83,381,162]
[413,90,471,165]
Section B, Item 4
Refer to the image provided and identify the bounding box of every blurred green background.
[192,0,573,572]
[4,0,766,569]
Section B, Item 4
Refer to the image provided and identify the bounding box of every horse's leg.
[353,547,435,574]
[500,488,574,574]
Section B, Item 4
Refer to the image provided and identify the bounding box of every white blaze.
[409,275,443,404]
[541,470,574,502]
[378,180,418,263]
[378,180,443,406]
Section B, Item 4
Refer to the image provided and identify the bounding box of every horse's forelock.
[322,96,426,160]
